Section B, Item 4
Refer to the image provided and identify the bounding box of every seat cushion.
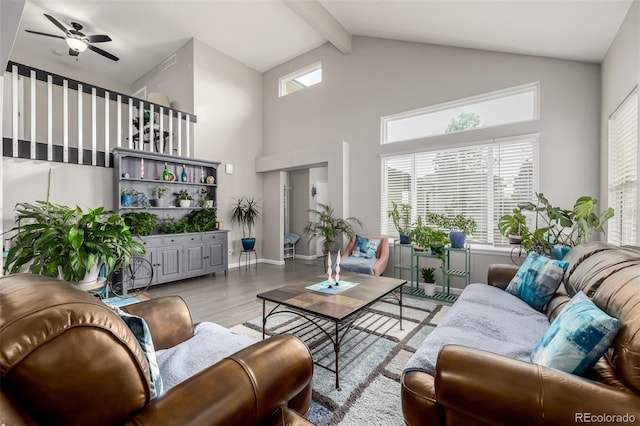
[156,322,255,391]
[339,256,377,275]
[404,284,549,375]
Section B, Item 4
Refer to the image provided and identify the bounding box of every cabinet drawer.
[162,234,202,245]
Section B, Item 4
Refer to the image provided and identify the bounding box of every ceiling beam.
[283,0,352,54]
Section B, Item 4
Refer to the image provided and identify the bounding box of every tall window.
[608,90,638,245]
[381,83,539,144]
[381,135,539,244]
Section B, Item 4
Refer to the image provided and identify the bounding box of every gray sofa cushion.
[339,256,377,275]
[156,322,255,391]
[404,283,549,375]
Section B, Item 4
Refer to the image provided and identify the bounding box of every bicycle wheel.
[111,256,153,297]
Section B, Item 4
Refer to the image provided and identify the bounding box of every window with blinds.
[381,135,539,244]
[608,90,638,245]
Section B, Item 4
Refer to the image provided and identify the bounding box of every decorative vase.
[399,232,411,244]
[121,194,132,207]
[241,238,256,251]
[449,231,466,248]
[179,199,191,208]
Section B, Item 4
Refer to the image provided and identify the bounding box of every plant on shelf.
[153,186,169,207]
[304,203,362,254]
[388,201,412,244]
[198,187,214,208]
[230,196,261,251]
[160,208,218,234]
[409,216,450,257]
[123,212,159,236]
[121,188,133,207]
[4,202,144,285]
[425,212,476,248]
[421,266,437,296]
[175,189,193,207]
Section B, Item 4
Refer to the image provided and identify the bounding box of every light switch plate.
[225,163,233,174]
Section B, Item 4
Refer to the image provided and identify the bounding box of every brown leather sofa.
[0,273,315,426]
[402,242,640,425]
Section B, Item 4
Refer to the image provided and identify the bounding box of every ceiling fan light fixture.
[66,37,87,52]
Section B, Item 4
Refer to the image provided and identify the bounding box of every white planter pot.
[179,199,191,207]
[58,262,102,286]
[424,282,436,297]
[156,197,166,207]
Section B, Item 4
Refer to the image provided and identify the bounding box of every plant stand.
[239,249,257,271]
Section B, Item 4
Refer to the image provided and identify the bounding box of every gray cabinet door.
[205,232,228,273]
[157,245,183,283]
[184,242,207,277]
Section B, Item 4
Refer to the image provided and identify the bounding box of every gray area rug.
[230,295,450,425]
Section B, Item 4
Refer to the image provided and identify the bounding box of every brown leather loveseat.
[402,242,640,425]
[0,273,315,425]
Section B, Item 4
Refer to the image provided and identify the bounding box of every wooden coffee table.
[257,273,406,389]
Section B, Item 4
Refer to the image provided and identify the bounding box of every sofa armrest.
[487,264,519,290]
[372,239,389,276]
[125,335,313,426]
[435,345,640,425]
[121,296,194,350]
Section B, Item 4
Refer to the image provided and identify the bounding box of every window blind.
[608,91,638,246]
[381,136,538,244]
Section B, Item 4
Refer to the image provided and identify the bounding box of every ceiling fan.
[25,13,119,62]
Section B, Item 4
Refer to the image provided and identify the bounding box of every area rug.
[230,295,451,425]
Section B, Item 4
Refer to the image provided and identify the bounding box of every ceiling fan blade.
[69,48,79,57]
[44,13,69,34]
[85,34,111,43]
[87,44,119,61]
[25,29,65,39]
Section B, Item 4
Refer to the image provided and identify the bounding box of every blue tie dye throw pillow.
[531,291,619,375]
[351,236,380,259]
[505,252,569,312]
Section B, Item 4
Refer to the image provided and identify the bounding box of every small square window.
[279,62,322,97]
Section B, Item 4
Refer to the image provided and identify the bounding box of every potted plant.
[428,229,450,257]
[199,188,214,208]
[449,214,477,248]
[4,201,144,286]
[421,266,437,296]
[498,207,529,245]
[408,216,431,251]
[123,212,158,236]
[175,189,193,207]
[153,186,169,207]
[304,203,362,254]
[230,196,261,250]
[388,201,412,244]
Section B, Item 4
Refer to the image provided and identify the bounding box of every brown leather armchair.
[341,235,389,276]
[0,273,315,426]
[402,242,640,425]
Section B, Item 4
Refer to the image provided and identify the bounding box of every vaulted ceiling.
[11,0,634,84]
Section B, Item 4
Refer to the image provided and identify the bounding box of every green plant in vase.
[153,186,169,207]
[388,201,412,243]
[4,201,143,285]
[230,196,261,251]
[175,189,193,207]
[198,187,214,208]
[421,266,437,296]
[304,203,362,254]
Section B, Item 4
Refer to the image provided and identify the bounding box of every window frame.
[380,134,539,245]
[380,82,540,144]
[278,62,322,98]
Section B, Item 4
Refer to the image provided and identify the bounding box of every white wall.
[192,38,263,259]
[262,36,602,283]
[600,0,640,243]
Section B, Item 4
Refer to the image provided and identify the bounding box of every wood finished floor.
[148,258,328,327]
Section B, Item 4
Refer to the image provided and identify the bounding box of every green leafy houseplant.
[160,208,218,234]
[498,207,528,244]
[4,201,144,284]
[388,201,412,242]
[123,212,158,236]
[230,197,261,250]
[421,267,436,283]
[425,212,476,248]
[304,203,362,253]
[198,188,214,208]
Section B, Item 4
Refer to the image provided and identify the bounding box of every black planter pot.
[241,238,256,251]
[399,232,411,244]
